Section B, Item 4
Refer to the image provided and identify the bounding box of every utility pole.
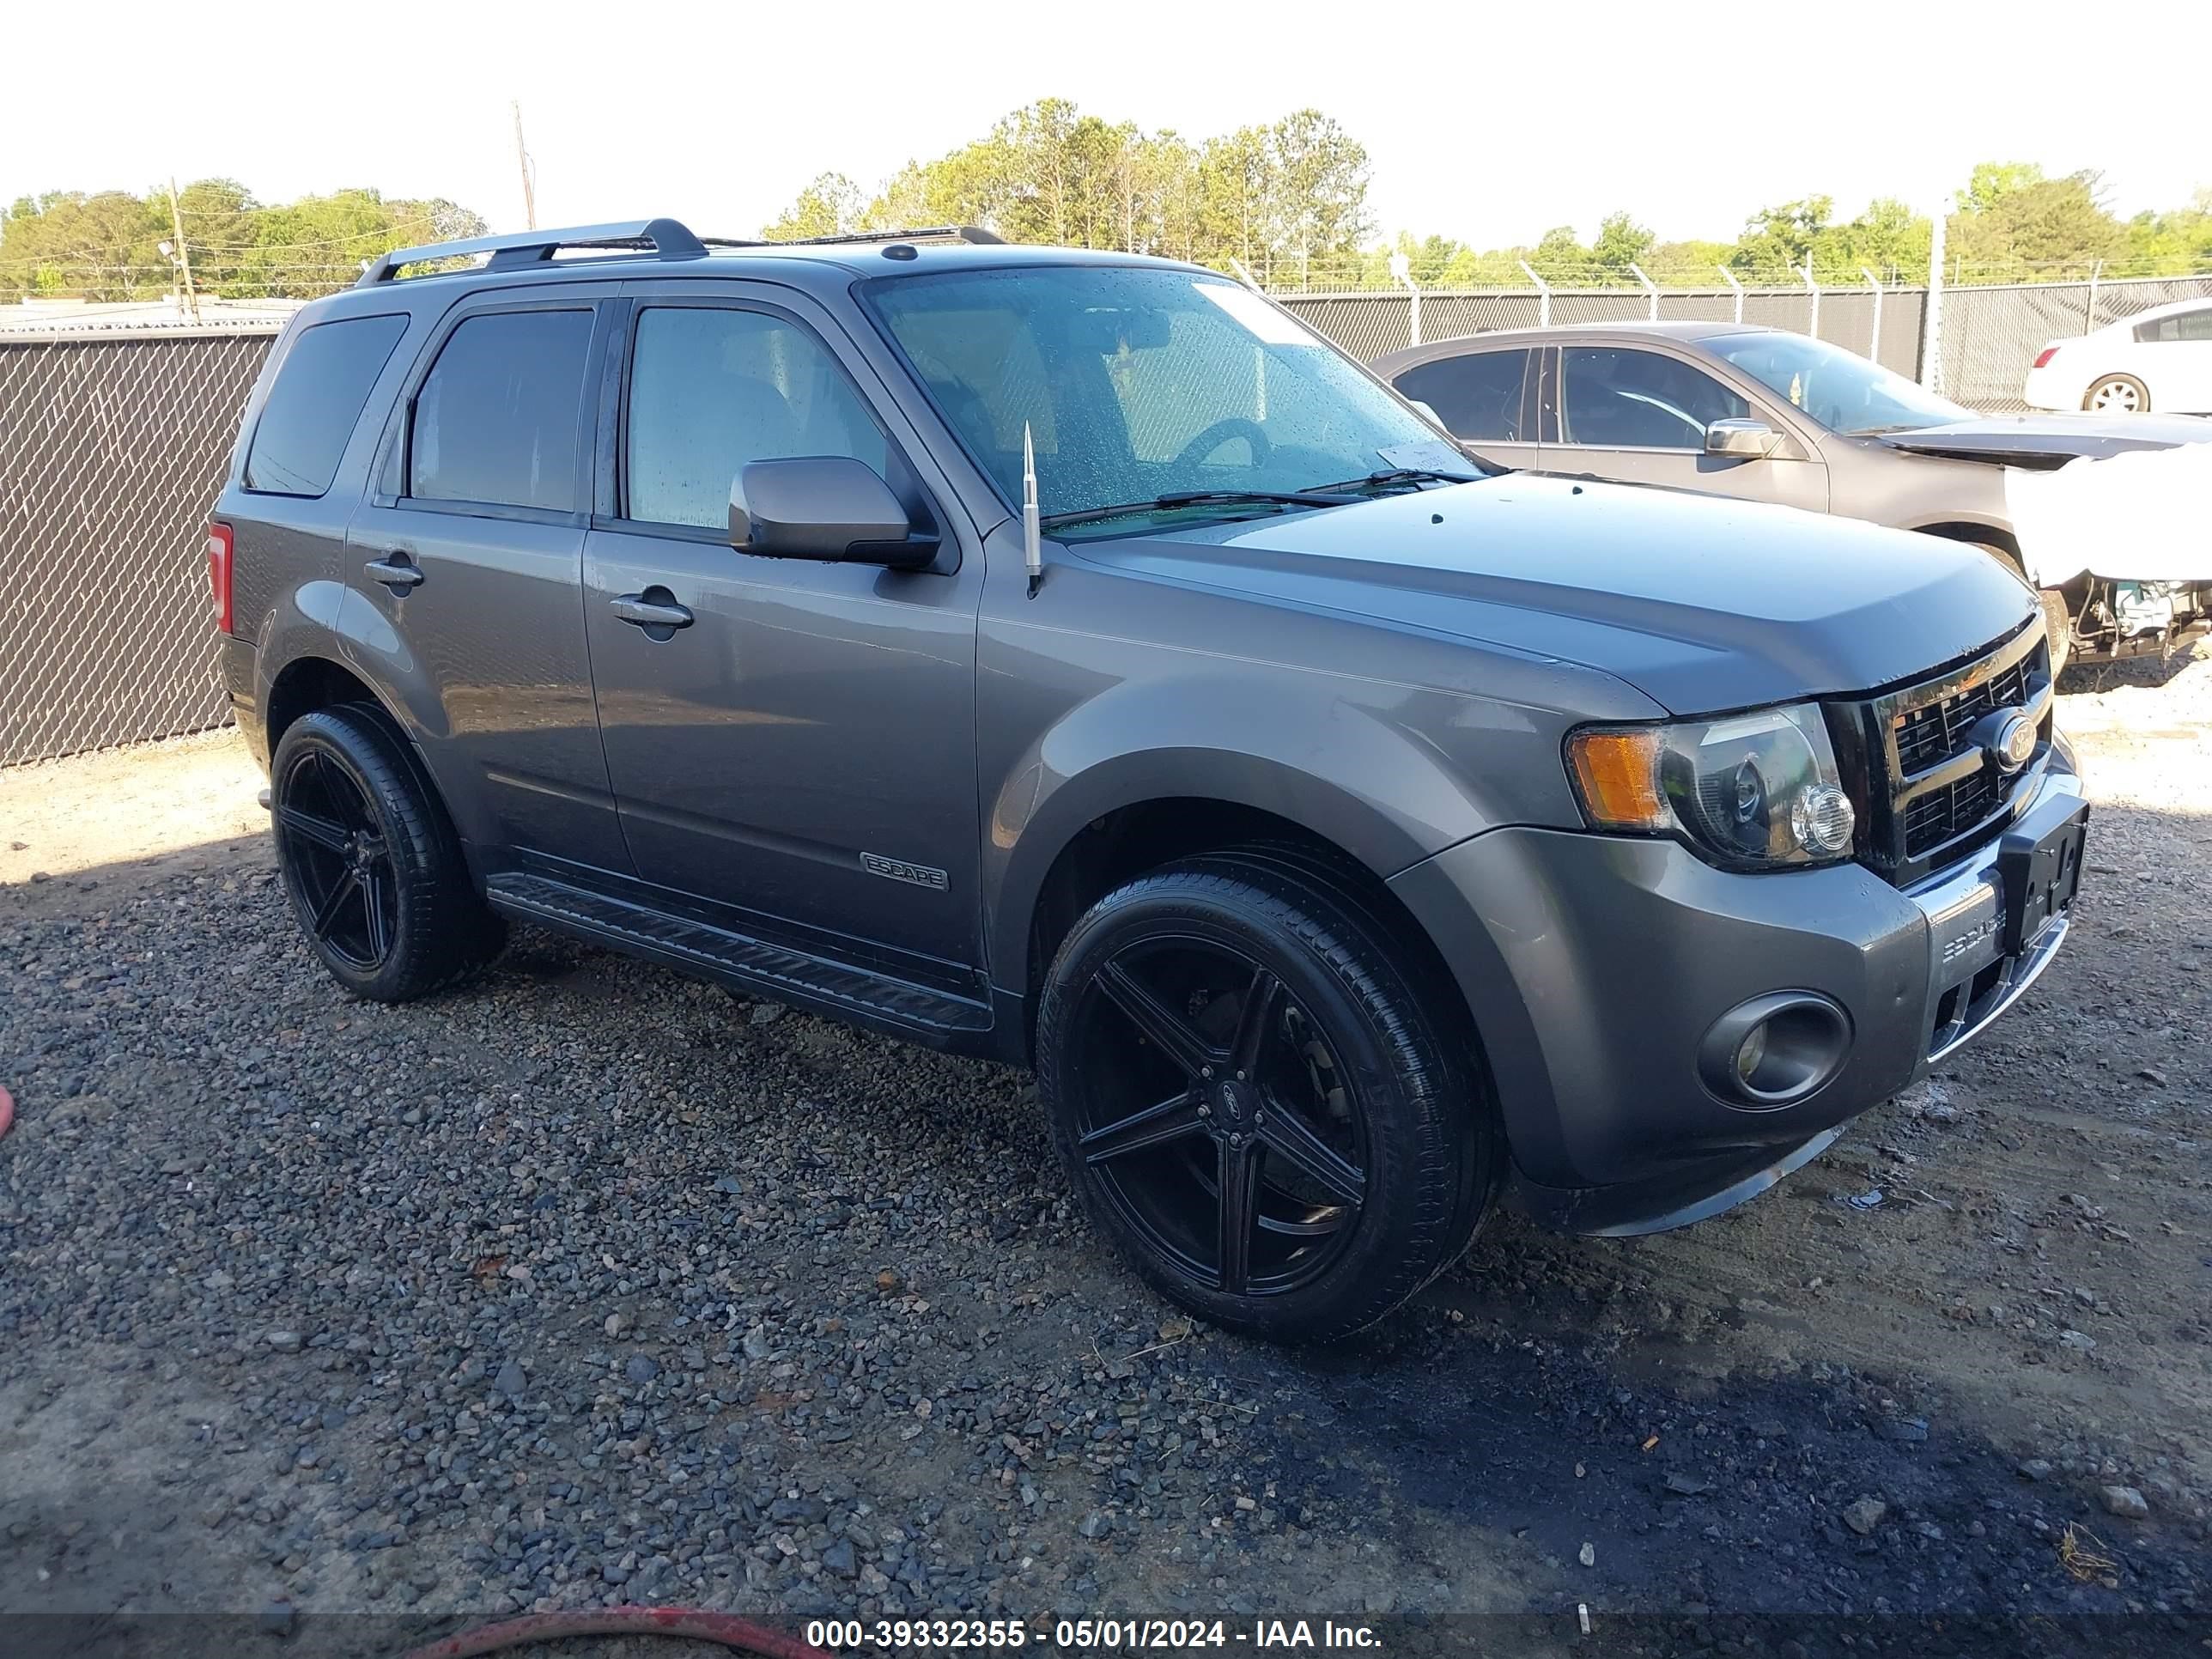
[512,100,538,231]
[1921,199,1947,392]
[166,177,200,321]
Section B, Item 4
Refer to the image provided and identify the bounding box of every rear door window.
[244,313,408,496]
[1558,346,1747,449]
[1391,349,1531,440]
[409,309,594,511]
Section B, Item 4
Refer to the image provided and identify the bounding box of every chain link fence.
[1275,282,1926,379]
[0,327,275,766]
[1935,273,2212,411]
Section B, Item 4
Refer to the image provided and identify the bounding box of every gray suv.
[213,219,2087,1342]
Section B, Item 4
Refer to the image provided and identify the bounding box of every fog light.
[1790,782,1855,855]
[1735,1023,1768,1085]
[1698,992,1852,1109]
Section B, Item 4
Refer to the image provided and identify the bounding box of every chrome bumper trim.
[1906,768,2083,1069]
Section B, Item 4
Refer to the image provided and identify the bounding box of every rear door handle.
[611,592,694,630]
[363,552,424,592]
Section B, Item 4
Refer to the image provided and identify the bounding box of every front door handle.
[363,553,424,593]
[611,592,694,631]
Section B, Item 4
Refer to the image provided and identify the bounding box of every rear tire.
[270,706,505,1002]
[2083,374,2148,414]
[1036,855,1499,1343]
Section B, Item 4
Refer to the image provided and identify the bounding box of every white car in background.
[2024,296,2212,414]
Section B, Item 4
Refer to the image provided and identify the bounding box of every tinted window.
[410,310,592,511]
[2136,309,2212,343]
[1559,347,1748,449]
[244,314,408,496]
[625,307,890,530]
[1393,349,1530,441]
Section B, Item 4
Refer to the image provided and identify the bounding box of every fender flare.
[983,671,1504,995]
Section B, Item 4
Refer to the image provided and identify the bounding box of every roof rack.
[763,226,1006,248]
[355,217,715,287]
[354,218,1009,289]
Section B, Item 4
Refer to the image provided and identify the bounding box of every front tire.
[2039,589,2075,677]
[1036,856,1498,1342]
[2083,374,2148,414]
[270,706,504,1002]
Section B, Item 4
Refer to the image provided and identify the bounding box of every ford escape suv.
[212,218,2087,1342]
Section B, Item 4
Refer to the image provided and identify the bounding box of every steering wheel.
[1172,417,1271,471]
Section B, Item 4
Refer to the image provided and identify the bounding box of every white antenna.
[1023,422,1042,598]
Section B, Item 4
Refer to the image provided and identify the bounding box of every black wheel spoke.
[1227,966,1280,1076]
[1216,1139,1262,1294]
[360,872,391,959]
[1255,1091,1366,1207]
[1096,960,1219,1079]
[310,871,359,941]
[1078,1089,1206,1165]
[276,805,350,854]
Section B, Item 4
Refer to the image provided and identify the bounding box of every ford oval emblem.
[1987,709,2037,774]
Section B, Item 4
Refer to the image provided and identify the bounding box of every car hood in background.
[1881,412,2212,467]
[1100,476,2034,715]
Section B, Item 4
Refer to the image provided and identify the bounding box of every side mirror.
[1705,418,1782,459]
[731,456,937,568]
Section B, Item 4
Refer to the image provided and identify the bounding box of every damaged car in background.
[1374,321,2212,671]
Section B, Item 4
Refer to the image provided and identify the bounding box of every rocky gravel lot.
[4,648,2211,1658]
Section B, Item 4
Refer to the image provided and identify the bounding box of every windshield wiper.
[1037,488,1360,531]
[1305,466,1483,493]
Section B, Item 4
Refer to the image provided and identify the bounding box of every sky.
[6,0,2206,249]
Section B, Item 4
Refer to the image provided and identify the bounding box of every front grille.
[1893,653,2035,776]
[1852,623,2052,885]
[1902,763,2000,858]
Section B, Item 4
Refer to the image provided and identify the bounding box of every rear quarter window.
[244,314,410,497]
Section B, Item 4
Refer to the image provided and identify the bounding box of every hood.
[1881,412,2212,467]
[1097,475,2035,714]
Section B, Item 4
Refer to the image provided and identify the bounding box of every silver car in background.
[1375,322,2212,669]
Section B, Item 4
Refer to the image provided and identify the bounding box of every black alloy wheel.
[1038,854,1498,1342]
[269,705,504,1002]
[276,748,398,971]
[1069,933,1370,1298]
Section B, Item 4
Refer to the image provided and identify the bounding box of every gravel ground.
[4,647,2210,1657]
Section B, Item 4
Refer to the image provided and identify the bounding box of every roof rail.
[355,217,712,287]
[766,226,1006,248]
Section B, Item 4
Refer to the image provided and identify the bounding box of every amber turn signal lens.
[1567,730,1668,830]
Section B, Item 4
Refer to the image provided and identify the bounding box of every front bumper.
[1389,759,2083,1236]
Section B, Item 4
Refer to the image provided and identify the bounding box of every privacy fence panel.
[0,329,275,766]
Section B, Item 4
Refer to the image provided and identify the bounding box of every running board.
[484,872,993,1045]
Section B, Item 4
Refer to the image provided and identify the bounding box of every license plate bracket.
[1996,794,2089,955]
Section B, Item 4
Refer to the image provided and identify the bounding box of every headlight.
[1565,703,1856,869]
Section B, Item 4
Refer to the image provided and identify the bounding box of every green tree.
[763,173,866,241]
[1729,196,1833,279]
[1962,161,2045,213]
[1529,224,1589,283]
[1949,168,2123,276]
[0,191,167,301]
[1591,210,1653,275]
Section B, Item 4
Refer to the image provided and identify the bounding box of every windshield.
[1705,331,1972,435]
[861,264,1472,531]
